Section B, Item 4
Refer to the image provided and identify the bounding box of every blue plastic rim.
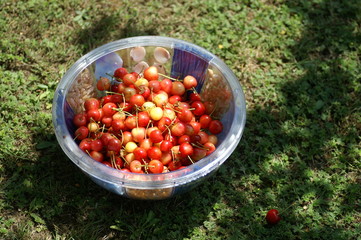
[52,36,246,199]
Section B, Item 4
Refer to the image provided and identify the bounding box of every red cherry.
[114,67,128,80]
[189,92,201,102]
[87,109,101,122]
[102,102,117,117]
[137,111,150,127]
[84,98,100,111]
[129,160,143,173]
[133,147,148,160]
[75,126,89,140]
[209,120,223,135]
[148,80,161,93]
[147,146,162,160]
[73,112,88,127]
[160,140,173,152]
[191,101,205,116]
[171,81,186,96]
[266,209,281,225]
[149,129,164,143]
[148,160,164,174]
[179,142,194,158]
[123,73,137,86]
[97,77,111,91]
[160,78,172,93]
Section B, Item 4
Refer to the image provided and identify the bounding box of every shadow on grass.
[210,0,360,239]
[3,1,360,239]
[2,13,223,240]
[74,14,159,53]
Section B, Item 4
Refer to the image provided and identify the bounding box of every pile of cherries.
[72,66,223,174]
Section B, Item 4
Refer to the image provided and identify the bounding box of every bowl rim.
[52,36,246,189]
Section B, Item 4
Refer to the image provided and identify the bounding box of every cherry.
[114,156,124,169]
[191,101,206,116]
[177,108,193,123]
[198,131,209,144]
[97,77,111,91]
[160,152,172,165]
[137,111,150,127]
[102,102,117,117]
[138,86,150,99]
[178,135,191,144]
[171,81,185,96]
[111,119,125,132]
[73,113,87,127]
[148,160,164,174]
[107,138,122,153]
[149,129,164,143]
[124,116,137,129]
[168,161,182,171]
[79,138,92,152]
[183,75,198,89]
[114,67,128,80]
[189,92,201,102]
[111,94,123,104]
[115,82,126,94]
[266,209,281,225]
[204,142,215,156]
[90,139,103,152]
[171,122,186,137]
[143,66,159,81]
[139,138,152,150]
[84,98,100,111]
[131,127,146,142]
[160,78,172,93]
[189,121,201,135]
[75,126,89,140]
[101,116,112,128]
[130,160,143,173]
[130,94,145,107]
[89,151,104,162]
[133,147,148,160]
[199,114,212,129]
[169,95,182,104]
[157,117,172,132]
[87,122,99,133]
[124,87,137,102]
[87,109,101,122]
[209,120,223,135]
[191,148,207,161]
[179,142,193,158]
[148,80,161,93]
[101,95,113,105]
[160,140,173,152]
[123,73,137,86]
[100,132,113,146]
[147,146,162,160]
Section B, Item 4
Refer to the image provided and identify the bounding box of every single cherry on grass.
[266,209,281,225]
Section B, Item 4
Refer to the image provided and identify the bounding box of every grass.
[1,0,360,239]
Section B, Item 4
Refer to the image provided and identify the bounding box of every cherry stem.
[187,155,194,164]
[158,73,180,81]
[73,133,81,141]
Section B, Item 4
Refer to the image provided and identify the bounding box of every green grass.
[1,0,360,239]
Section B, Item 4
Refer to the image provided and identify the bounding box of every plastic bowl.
[52,36,246,200]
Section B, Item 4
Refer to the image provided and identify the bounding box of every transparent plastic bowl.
[52,36,246,200]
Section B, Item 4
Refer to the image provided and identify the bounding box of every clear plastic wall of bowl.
[52,36,246,200]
